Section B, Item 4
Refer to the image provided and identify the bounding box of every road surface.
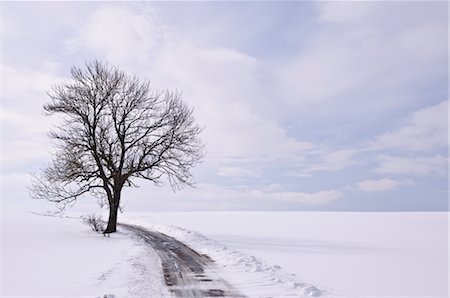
[120,223,243,297]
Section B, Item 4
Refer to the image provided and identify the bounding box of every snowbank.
[121,211,448,298]
[2,206,169,297]
[3,209,447,298]
[121,214,331,297]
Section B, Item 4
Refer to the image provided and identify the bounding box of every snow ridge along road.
[120,223,244,297]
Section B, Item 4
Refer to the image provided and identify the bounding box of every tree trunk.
[104,201,119,233]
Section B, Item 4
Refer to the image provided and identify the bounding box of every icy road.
[120,223,244,297]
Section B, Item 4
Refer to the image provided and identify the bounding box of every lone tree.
[30,60,204,233]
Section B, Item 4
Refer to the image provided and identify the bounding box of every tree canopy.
[30,60,204,233]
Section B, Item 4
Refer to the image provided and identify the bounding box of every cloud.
[290,149,357,176]
[216,167,260,178]
[356,178,401,192]
[251,189,342,205]
[1,65,62,177]
[372,101,447,152]
[2,140,51,174]
[317,2,376,24]
[69,5,167,67]
[1,173,32,199]
[305,149,356,173]
[1,13,18,42]
[275,1,446,109]
[374,155,447,176]
[70,4,317,168]
[1,107,53,134]
[3,2,447,211]
[2,65,62,109]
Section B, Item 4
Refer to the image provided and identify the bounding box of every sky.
[1,1,448,213]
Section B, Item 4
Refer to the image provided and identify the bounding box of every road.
[120,223,243,297]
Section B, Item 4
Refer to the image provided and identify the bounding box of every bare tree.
[30,60,204,233]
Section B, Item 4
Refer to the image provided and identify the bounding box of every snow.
[1,206,170,297]
[2,209,448,298]
[120,215,328,297]
[121,211,449,298]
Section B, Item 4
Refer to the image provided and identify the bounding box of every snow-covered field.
[1,206,169,297]
[121,212,449,298]
[2,208,448,297]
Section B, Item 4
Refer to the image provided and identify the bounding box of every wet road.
[120,223,243,297]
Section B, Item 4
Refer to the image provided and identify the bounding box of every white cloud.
[71,5,316,168]
[70,5,167,67]
[1,173,32,200]
[2,140,50,172]
[121,182,342,211]
[2,65,62,177]
[3,2,446,212]
[1,14,18,42]
[150,40,316,163]
[292,149,356,176]
[276,2,446,107]
[216,167,260,178]
[251,189,342,205]
[310,149,356,172]
[374,155,447,176]
[1,65,67,184]
[356,178,401,192]
[2,65,62,109]
[373,101,447,152]
[318,2,376,24]
[1,107,54,134]
[120,183,241,211]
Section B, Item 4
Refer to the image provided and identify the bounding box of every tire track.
[120,223,244,297]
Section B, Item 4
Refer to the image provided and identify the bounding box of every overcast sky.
[2,1,448,213]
